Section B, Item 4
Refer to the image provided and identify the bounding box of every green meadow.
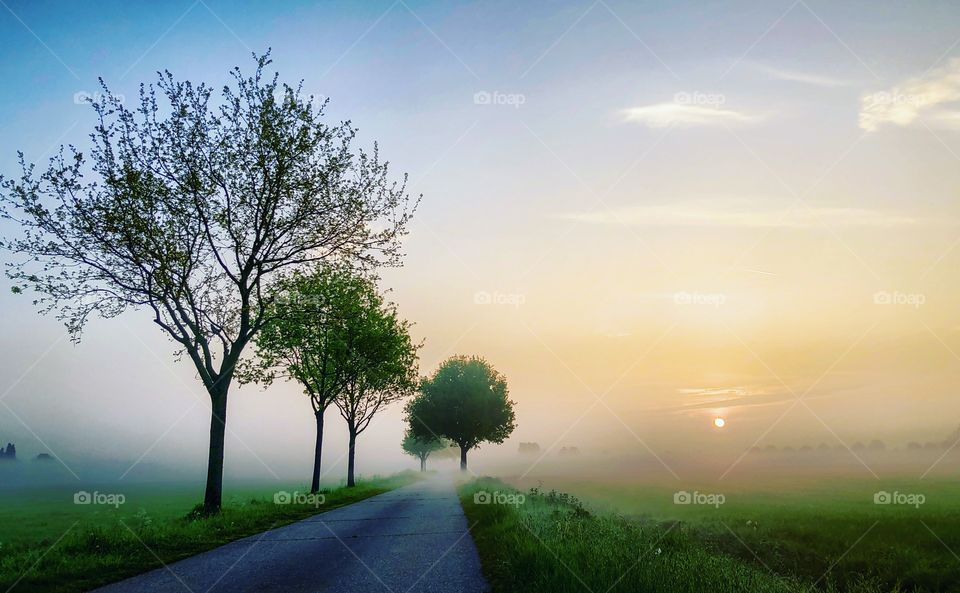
[462,476,960,593]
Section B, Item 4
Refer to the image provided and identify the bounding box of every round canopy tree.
[401,431,451,472]
[406,356,516,471]
[0,53,417,513]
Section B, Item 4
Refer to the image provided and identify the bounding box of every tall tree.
[406,356,515,471]
[401,431,450,472]
[237,266,366,493]
[0,53,417,513]
[335,286,419,486]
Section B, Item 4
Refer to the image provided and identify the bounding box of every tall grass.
[504,477,960,592]
[460,478,901,593]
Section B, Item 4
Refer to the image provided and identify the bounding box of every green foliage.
[406,356,516,450]
[238,266,374,412]
[334,286,420,435]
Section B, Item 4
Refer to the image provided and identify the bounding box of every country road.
[91,477,489,593]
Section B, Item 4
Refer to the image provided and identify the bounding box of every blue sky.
[3,1,960,482]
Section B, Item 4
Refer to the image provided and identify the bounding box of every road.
[91,477,489,593]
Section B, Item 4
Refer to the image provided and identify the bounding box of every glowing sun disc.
[713,417,726,428]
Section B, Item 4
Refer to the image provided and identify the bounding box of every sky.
[2,0,960,486]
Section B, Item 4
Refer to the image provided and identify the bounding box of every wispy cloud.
[556,199,932,229]
[750,63,854,87]
[644,385,793,413]
[621,103,756,128]
[677,387,754,399]
[860,58,960,131]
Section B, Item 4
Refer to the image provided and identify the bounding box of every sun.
[713,417,726,429]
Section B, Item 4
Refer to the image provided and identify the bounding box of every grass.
[0,472,419,593]
[460,477,954,593]
[506,476,960,593]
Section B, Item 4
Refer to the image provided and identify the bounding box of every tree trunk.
[347,430,357,487]
[203,385,229,514]
[460,445,468,472]
[420,455,426,472]
[310,410,325,494]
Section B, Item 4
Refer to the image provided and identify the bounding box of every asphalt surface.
[90,477,489,593]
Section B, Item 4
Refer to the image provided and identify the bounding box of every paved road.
[91,477,488,593]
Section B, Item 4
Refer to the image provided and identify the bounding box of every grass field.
[461,476,960,593]
[0,472,418,593]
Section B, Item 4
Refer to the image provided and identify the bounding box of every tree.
[401,431,450,472]
[237,266,367,493]
[0,53,417,513]
[334,283,418,487]
[406,356,515,472]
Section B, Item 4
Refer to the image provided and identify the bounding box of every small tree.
[0,53,416,513]
[406,356,515,471]
[335,284,418,487]
[401,432,449,472]
[237,266,367,493]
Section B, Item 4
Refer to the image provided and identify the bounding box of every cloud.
[636,385,794,414]
[621,103,756,128]
[677,387,754,399]
[750,63,853,87]
[860,58,960,131]
[556,199,930,229]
